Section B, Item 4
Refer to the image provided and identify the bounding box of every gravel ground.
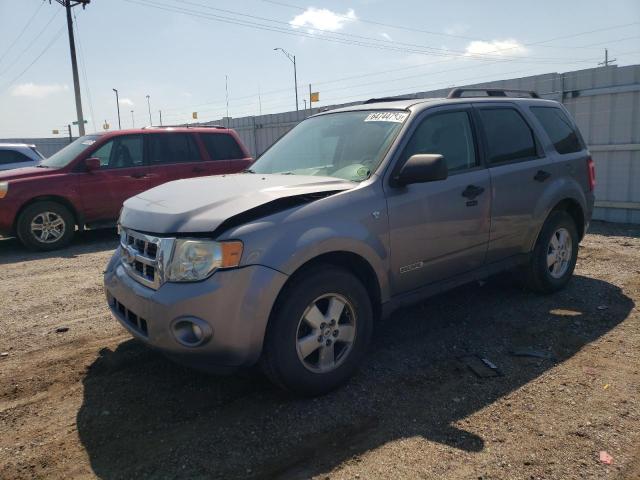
[0,222,639,480]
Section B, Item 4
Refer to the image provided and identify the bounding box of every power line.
[0,26,66,92]
[0,9,62,77]
[0,0,46,65]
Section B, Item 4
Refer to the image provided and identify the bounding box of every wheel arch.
[14,195,83,233]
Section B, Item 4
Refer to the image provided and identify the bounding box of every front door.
[386,107,491,295]
[75,134,150,223]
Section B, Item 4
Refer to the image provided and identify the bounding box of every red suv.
[0,127,252,250]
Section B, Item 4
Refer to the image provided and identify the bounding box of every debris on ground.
[55,327,69,333]
[509,348,556,360]
[459,354,503,378]
[599,450,613,465]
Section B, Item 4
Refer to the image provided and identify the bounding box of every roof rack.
[141,124,227,129]
[447,88,540,99]
[363,96,415,104]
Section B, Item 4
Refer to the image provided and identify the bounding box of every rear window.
[478,108,538,164]
[201,133,245,160]
[0,150,31,165]
[531,107,583,154]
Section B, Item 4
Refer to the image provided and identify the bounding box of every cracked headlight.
[167,239,243,282]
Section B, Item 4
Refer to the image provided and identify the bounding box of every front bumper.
[103,249,288,369]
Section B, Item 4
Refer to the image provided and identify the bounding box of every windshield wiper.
[36,164,49,168]
[243,168,256,173]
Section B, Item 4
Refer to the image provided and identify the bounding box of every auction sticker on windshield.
[364,112,408,123]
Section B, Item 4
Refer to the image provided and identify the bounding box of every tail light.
[587,156,596,191]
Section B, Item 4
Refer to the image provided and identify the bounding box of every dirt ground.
[1,222,639,480]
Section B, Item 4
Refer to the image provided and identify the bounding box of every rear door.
[199,132,252,174]
[145,133,205,188]
[386,105,491,295]
[75,134,150,222]
[474,104,552,262]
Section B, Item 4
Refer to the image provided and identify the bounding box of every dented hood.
[119,173,355,234]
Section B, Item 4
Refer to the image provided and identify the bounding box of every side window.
[478,108,537,164]
[401,111,477,173]
[0,150,31,164]
[531,107,583,154]
[200,133,245,160]
[147,134,201,164]
[91,136,143,169]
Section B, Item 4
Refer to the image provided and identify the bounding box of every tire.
[261,266,373,396]
[522,210,579,293]
[16,201,75,251]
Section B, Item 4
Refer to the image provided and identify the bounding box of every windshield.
[40,135,101,168]
[251,110,408,182]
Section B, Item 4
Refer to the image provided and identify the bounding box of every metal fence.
[2,64,638,223]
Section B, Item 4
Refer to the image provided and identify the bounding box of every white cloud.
[444,23,469,36]
[118,98,134,107]
[380,32,392,41]
[10,83,68,98]
[289,7,357,33]
[464,39,527,57]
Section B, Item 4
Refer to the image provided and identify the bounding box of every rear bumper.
[103,249,288,369]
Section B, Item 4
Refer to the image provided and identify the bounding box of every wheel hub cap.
[30,211,66,244]
[547,227,573,279]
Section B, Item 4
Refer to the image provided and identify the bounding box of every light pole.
[112,88,121,130]
[130,110,134,128]
[146,95,152,126]
[274,47,298,111]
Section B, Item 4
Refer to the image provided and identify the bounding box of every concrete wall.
[2,64,638,222]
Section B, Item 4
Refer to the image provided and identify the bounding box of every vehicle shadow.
[76,274,633,479]
[0,229,118,265]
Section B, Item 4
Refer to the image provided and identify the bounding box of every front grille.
[112,296,148,336]
[119,228,173,289]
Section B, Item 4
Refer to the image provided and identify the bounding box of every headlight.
[0,182,8,199]
[167,239,243,282]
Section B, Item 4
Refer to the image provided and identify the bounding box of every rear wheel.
[261,266,373,396]
[17,201,75,251]
[522,210,578,293]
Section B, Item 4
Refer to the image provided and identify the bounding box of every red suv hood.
[0,166,58,181]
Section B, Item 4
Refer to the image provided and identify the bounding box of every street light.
[130,110,134,128]
[146,94,152,126]
[274,47,298,111]
[112,88,121,130]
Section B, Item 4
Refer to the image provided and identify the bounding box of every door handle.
[534,170,551,182]
[462,185,485,199]
[130,173,148,179]
[192,167,206,173]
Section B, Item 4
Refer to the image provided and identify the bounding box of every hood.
[0,166,53,180]
[119,173,355,234]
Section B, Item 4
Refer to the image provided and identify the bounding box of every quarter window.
[201,133,245,160]
[531,107,583,154]
[147,134,201,164]
[91,136,143,169]
[0,150,31,165]
[478,108,537,164]
[401,111,477,173]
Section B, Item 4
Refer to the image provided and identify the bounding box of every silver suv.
[104,89,595,395]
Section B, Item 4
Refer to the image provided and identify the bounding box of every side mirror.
[394,154,448,186]
[85,157,101,172]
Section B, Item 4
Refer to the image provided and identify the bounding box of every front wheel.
[16,201,75,251]
[522,210,579,293]
[261,266,373,396]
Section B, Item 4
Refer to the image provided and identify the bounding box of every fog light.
[171,317,212,347]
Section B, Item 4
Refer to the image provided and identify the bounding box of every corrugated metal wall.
[2,64,638,222]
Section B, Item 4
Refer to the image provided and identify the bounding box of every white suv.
[0,143,44,170]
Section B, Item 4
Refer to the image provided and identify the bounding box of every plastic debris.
[597,305,608,310]
[603,384,610,390]
[459,354,503,378]
[55,326,69,333]
[599,451,613,465]
[0,352,8,358]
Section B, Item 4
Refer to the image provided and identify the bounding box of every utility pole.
[146,95,152,126]
[225,75,230,128]
[274,48,298,112]
[598,48,616,67]
[159,110,163,126]
[130,110,135,128]
[112,88,121,129]
[67,124,72,143]
[54,1,90,136]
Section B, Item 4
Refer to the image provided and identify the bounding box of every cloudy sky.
[0,0,638,138]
